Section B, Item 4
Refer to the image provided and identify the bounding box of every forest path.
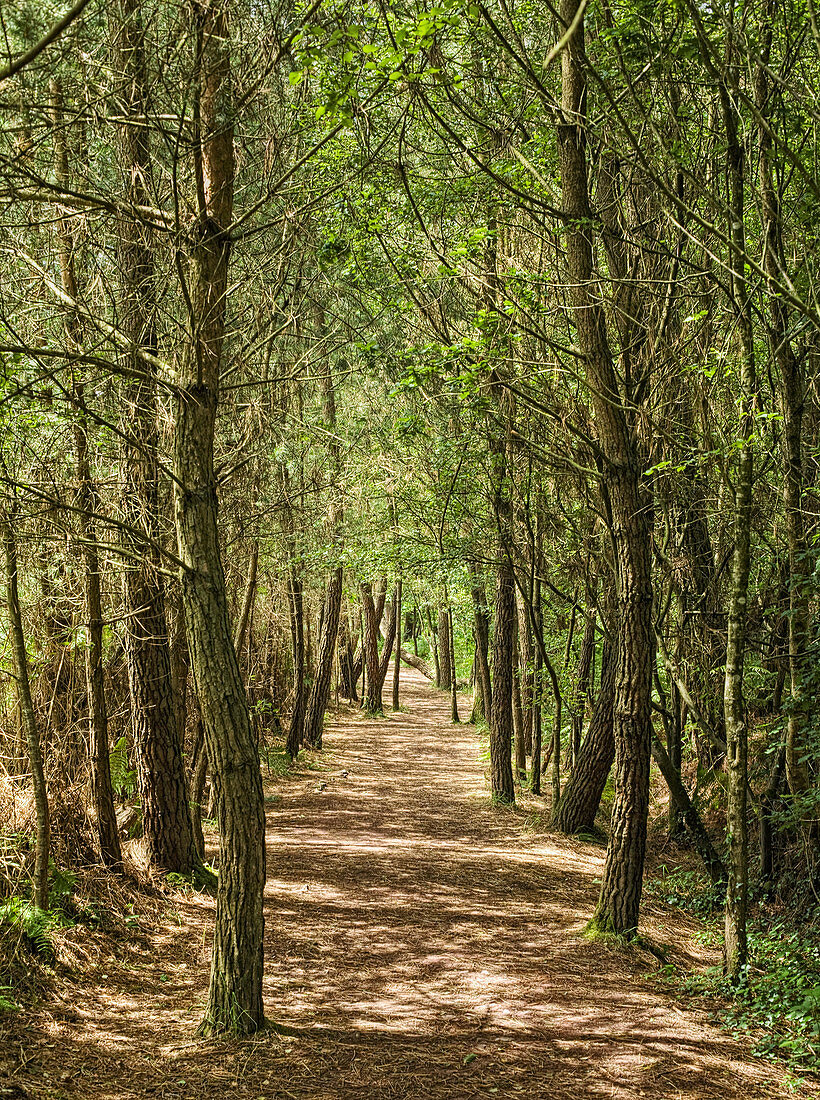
[1,666,815,1099]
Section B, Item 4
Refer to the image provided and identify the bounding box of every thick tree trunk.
[361,582,383,714]
[173,0,265,1035]
[112,0,199,876]
[559,2,654,936]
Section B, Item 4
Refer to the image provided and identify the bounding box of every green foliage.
[109,736,138,799]
[645,865,725,918]
[0,898,64,963]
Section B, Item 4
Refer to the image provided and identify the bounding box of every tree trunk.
[2,502,50,910]
[719,35,755,983]
[553,639,616,834]
[469,564,493,720]
[173,0,265,1034]
[285,566,306,757]
[112,0,200,876]
[448,603,460,723]
[360,582,383,714]
[392,577,402,711]
[49,81,120,868]
[651,735,726,886]
[489,557,516,804]
[304,567,342,748]
[560,0,654,938]
[438,608,452,690]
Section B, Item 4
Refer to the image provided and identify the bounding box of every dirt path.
[1,668,816,1099]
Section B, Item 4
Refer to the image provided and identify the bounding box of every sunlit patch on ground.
[0,667,814,1099]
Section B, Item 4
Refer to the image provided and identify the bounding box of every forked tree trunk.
[173,0,265,1035]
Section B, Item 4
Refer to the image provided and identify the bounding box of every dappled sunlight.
[1,665,811,1099]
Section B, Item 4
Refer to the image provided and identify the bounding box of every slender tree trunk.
[516,588,534,761]
[448,603,460,723]
[304,567,342,748]
[49,81,120,867]
[651,735,726,886]
[438,608,452,690]
[234,541,258,657]
[392,577,402,711]
[173,0,265,1034]
[2,503,50,910]
[719,33,755,983]
[469,564,493,720]
[304,353,343,744]
[756,22,811,810]
[285,564,305,757]
[490,557,516,804]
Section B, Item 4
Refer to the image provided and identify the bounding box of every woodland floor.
[2,666,818,1100]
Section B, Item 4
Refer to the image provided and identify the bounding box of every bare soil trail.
[1,667,815,1099]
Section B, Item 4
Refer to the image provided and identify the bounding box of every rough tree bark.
[113,0,200,876]
[173,0,265,1034]
[560,0,654,937]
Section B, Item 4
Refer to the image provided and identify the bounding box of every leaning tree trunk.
[173,0,265,1035]
[113,0,200,876]
[1,502,50,910]
[560,0,654,938]
[553,639,616,834]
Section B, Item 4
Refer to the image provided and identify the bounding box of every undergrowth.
[647,864,820,1082]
